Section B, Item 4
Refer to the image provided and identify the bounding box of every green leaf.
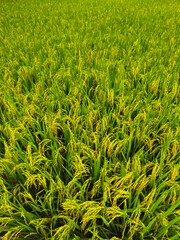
[156,216,180,238]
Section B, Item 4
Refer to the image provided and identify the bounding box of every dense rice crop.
[0,0,180,239]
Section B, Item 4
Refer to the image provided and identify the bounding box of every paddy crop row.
[0,0,180,239]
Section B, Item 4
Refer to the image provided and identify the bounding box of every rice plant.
[0,0,180,239]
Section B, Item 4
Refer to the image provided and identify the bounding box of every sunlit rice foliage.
[0,0,180,239]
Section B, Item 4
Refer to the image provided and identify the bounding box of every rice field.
[0,0,180,239]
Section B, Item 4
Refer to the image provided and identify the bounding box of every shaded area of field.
[0,0,180,239]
